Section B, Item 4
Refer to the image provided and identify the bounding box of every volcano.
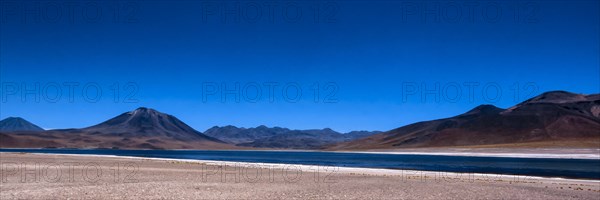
[0,117,44,132]
[83,107,220,142]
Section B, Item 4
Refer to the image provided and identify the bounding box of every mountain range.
[0,108,379,149]
[1,90,598,150]
[329,91,600,150]
[204,126,381,149]
[0,108,231,149]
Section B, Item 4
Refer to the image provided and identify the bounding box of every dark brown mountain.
[83,107,221,142]
[0,108,233,149]
[329,91,600,150]
[0,117,44,132]
[204,126,381,149]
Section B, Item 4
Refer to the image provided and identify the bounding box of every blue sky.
[1,0,599,132]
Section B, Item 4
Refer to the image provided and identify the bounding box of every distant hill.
[0,108,232,149]
[204,126,381,149]
[204,125,291,144]
[0,117,44,132]
[329,91,600,150]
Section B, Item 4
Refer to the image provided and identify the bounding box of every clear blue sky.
[1,0,598,132]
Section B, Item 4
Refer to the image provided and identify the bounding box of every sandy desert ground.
[1,153,599,199]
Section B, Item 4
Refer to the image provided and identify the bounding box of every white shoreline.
[14,152,600,183]
[332,151,600,160]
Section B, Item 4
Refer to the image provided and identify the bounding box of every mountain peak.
[0,117,45,132]
[522,91,588,104]
[256,125,268,128]
[463,104,504,116]
[89,107,172,129]
[130,107,159,114]
[4,117,25,121]
[134,107,153,111]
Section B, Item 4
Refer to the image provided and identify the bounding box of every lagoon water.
[1,149,599,180]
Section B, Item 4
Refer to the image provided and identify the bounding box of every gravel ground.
[1,153,599,199]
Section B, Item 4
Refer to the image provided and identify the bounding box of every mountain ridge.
[204,125,381,149]
[0,108,229,149]
[329,91,600,150]
[1,90,598,150]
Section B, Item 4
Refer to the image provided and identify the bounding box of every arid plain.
[1,153,598,200]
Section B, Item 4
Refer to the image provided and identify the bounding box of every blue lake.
[1,149,599,180]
